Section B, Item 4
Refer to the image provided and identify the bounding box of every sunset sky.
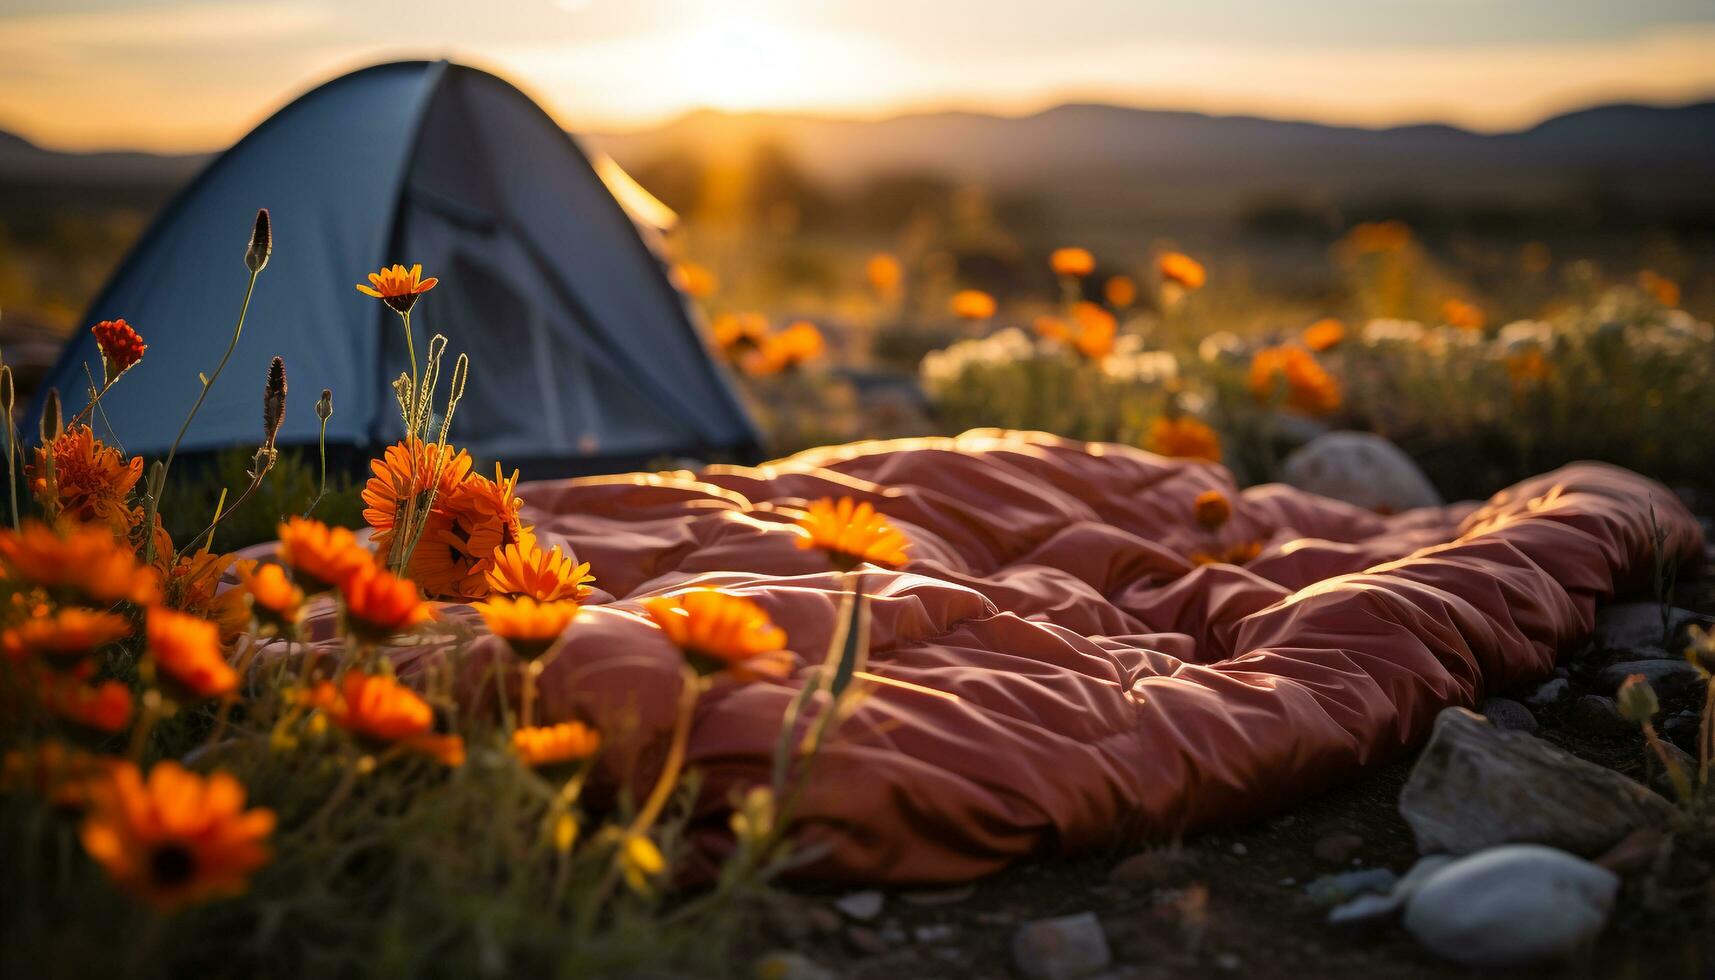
[3,0,1714,152]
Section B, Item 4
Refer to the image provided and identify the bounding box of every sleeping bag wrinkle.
[370,431,1704,883]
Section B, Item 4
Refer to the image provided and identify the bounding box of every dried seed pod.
[245,208,272,274]
[262,356,286,448]
[315,388,333,422]
[38,387,62,444]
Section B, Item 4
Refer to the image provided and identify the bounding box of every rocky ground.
[750,565,1715,979]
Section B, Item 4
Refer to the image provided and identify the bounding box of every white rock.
[1399,708,1675,856]
[1279,431,1443,513]
[1404,845,1619,968]
[1012,912,1111,980]
[834,890,884,921]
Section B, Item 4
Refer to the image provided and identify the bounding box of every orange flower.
[1050,247,1095,278]
[27,425,144,534]
[711,312,769,354]
[1070,302,1116,359]
[1638,270,1680,307]
[671,261,719,299]
[80,760,274,908]
[147,607,236,701]
[1193,490,1232,530]
[643,589,791,682]
[1247,345,1341,416]
[355,263,438,314]
[743,320,825,376]
[167,549,249,644]
[91,319,147,383]
[1302,318,1345,352]
[487,537,595,603]
[1505,348,1552,387]
[404,464,529,600]
[340,565,436,640]
[0,521,160,605]
[238,563,303,632]
[950,289,996,320]
[406,733,466,767]
[1158,252,1206,291]
[307,670,431,742]
[1189,540,1263,567]
[2,607,131,669]
[1340,220,1412,255]
[866,253,903,297]
[473,595,579,660]
[1441,299,1485,331]
[2,742,122,809]
[1144,416,1222,462]
[512,721,601,769]
[794,497,910,571]
[277,517,373,593]
[1033,315,1071,343]
[362,440,482,595]
[1105,274,1137,309]
[34,672,134,733]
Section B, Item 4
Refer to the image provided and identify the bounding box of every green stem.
[144,269,260,564]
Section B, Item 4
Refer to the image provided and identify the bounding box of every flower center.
[148,842,197,887]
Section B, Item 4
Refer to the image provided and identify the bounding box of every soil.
[757,575,1715,979]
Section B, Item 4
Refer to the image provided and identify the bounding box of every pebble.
[1594,602,1699,650]
[1403,845,1619,968]
[1230,842,1248,856]
[1214,952,1242,971]
[1663,710,1701,742]
[1312,832,1364,863]
[1305,868,1397,907]
[1525,677,1569,705]
[914,924,957,944]
[1326,892,1399,928]
[1478,697,1538,733]
[1011,912,1112,980]
[1568,694,1628,733]
[834,890,884,921]
[1598,659,1703,696]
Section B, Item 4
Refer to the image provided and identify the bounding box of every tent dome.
[31,60,759,474]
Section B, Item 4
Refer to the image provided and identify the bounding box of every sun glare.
[662,15,820,112]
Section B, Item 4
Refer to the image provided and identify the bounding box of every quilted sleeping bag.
[399,429,1703,884]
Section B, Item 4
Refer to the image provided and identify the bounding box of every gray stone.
[1399,708,1676,857]
[1326,892,1400,928]
[1594,602,1700,650]
[1280,431,1443,513]
[1403,845,1619,968]
[1392,855,1455,903]
[1598,659,1704,696]
[1568,694,1628,734]
[1478,697,1538,733]
[914,923,957,943]
[1012,912,1112,980]
[1646,740,1696,799]
[1524,677,1569,705]
[1305,868,1397,907]
[834,890,884,921]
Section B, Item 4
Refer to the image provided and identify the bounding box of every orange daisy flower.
[795,497,910,571]
[743,320,825,376]
[473,595,579,660]
[1104,274,1137,309]
[1193,490,1232,530]
[1145,416,1222,462]
[238,563,303,633]
[1190,540,1263,567]
[486,537,594,603]
[671,261,719,299]
[167,550,250,644]
[2,607,131,669]
[355,263,438,314]
[1247,345,1342,416]
[90,319,148,383]
[1441,298,1485,331]
[1033,315,1071,343]
[34,672,134,733]
[276,517,374,593]
[402,465,531,600]
[643,589,791,682]
[27,425,144,534]
[950,289,996,320]
[306,671,460,764]
[512,721,602,769]
[1301,318,1345,352]
[1070,302,1117,359]
[1050,247,1095,278]
[0,521,160,605]
[711,312,769,355]
[340,565,436,640]
[866,252,903,297]
[80,760,274,908]
[1638,270,1680,308]
[2,741,123,809]
[1158,252,1206,291]
[147,607,236,701]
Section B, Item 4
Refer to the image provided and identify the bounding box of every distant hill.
[2,100,1712,223]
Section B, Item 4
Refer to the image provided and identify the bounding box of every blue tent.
[30,60,760,474]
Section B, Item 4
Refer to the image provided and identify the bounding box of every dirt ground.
[758,574,1715,979]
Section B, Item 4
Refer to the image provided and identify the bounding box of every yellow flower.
[1145,416,1222,462]
[473,595,579,660]
[79,760,274,909]
[355,263,438,314]
[794,497,910,571]
[643,589,792,682]
[1050,247,1095,278]
[617,833,665,895]
[486,537,595,602]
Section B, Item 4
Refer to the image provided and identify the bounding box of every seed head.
[245,208,272,274]
[315,388,333,423]
[39,387,62,444]
[1615,674,1658,725]
[262,356,286,448]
